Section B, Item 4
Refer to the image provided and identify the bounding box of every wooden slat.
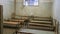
[34,17,51,20]
[3,21,19,25]
[30,22,51,25]
[29,23,52,27]
[12,17,28,20]
[32,18,51,21]
[10,19,24,22]
[4,19,24,22]
[15,15,51,19]
[14,15,51,19]
[28,26,54,31]
[3,21,23,28]
[31,20,51,23]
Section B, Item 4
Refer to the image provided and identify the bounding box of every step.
[16,32,33,34]
[30,22,51,25]
[3,21,19,25]
[27,26,54,31]
[32,18,52,21]
[30,20,52,23]
[3,21,23,28]
[4,19,24,22]
[10,19,24,22]
[32,18,51,20]
[33,18,51,20]
[32,19,51,21]
[30,21,52,25]
[13,17,28,20]
[29,23,52,27]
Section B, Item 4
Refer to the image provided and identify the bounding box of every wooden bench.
[3,21,24,28]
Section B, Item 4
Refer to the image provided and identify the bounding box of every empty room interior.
[0,0,60,34]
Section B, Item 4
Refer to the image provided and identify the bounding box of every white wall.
[53,1,60,34]
[0,0,53,19]
[0,0,14,19]
[53,0,60,24]
[16,0,53,17]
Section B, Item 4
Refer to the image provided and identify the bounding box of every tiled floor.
[3,28,16,34]
[19,28,55,34]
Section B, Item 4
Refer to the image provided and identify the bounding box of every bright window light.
[24,0,38,6]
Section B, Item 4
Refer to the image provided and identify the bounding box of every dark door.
[0,5,3,34]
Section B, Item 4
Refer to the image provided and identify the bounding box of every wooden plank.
[15,15,51,19]
[31,20,51,23]
[13,17,28,20]
[9,19,24,22]
[4,19,24,22]
[28,26,54,31]
[3,21,23,29]
[29,23,52,27]
[3,21,19,25]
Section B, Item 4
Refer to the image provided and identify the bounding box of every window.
[24,0,38,6]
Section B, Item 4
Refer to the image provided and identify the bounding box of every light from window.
[24,0,38,6]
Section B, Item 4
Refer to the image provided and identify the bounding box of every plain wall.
[0,0,14,19]
[16,0,53,17]
[53,0,60,24]
[0,0,53,19]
